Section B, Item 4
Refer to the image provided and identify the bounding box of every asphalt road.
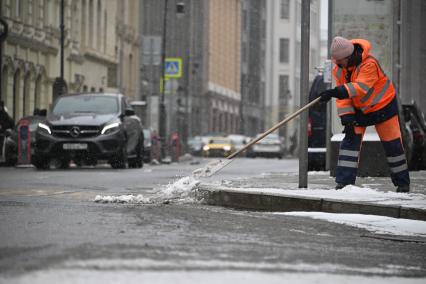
[0,158,425,283]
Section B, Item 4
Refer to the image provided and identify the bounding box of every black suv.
[33,93,144,169]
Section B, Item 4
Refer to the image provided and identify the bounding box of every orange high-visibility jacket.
[332,39,395,117]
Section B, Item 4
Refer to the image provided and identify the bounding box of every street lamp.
[53,0,67,101]
[159,0,185,162]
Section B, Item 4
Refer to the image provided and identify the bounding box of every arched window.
[23,72,31,116]
[34,75,42,110]
[128,54,133,95]
[1,66,8,105]
[13,70,22,120]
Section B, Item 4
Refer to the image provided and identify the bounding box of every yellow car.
[202,137,235,157]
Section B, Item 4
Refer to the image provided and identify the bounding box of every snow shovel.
[192,96,322,178]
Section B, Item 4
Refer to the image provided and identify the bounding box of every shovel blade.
[192,158,233,178]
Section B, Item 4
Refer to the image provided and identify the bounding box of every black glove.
[319,86,349,102]
[319,88,339,102]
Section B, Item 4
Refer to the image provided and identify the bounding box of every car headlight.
[223,146,231,151]
[38,123,51,134]
[203,145,210,151]
[101,122,120,135]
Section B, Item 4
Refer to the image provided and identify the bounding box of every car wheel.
[110,146,128,169]
[129,138,143,169]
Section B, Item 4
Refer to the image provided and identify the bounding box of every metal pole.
[298,0,310,188]
[159,0,169,161]
[325,0,333,171]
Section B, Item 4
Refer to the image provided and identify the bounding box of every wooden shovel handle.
[227,96,322,160]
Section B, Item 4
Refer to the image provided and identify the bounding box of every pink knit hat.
[331,36,354,60]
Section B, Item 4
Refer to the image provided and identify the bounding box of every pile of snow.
[160,176,201,200]
[281,212,426,237]
[93,176,201,204]
[94,194,152,204]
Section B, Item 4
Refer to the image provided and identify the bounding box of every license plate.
[63,143,88,150]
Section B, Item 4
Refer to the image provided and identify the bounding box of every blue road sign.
[165,58,182,78]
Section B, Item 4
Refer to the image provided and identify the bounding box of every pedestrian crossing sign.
[165,58,182,78]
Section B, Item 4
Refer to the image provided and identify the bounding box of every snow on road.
[94,176,200,204]
[2,257,425,284]
[279,212,426,237]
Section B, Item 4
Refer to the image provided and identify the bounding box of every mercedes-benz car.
[33,93,144,169]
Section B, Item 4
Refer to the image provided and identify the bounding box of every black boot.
[396,185,410,193]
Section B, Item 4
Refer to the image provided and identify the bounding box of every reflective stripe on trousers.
[335,115,410,187]
[335,132,362,185]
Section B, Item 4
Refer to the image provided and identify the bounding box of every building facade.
[0,0,140,121]
[240,0,266,137]
[265,0,321,150]
[140,0,241,142]
[206,0,241,135]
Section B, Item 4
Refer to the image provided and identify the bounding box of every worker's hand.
[319,86,349,102]
[319,88,339,102]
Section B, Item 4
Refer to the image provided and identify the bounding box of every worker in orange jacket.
[319,36,410,192]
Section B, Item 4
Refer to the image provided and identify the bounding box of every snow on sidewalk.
[210,184,426,210]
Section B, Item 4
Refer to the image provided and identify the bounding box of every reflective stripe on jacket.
[332,39,396,117]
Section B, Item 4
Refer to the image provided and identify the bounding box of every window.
[279,38,289,63]
[81,0,86,46]
[89,0,94,47]
[280,0,289,19]
[279,75,289,106]
[97,0,101,49]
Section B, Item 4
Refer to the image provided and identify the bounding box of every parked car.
[307,75,327,170]
[402,102,426,170]
[187,136,204,156]
[33,93,144,169]
[202,137,235,157]
[227,134,249,157]
[3,114,46,166]
[142,128,152,163]
[247,133,284,159]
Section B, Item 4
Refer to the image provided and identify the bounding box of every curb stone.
[197,186,426,221]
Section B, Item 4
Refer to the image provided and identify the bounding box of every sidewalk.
[197,171,426,221]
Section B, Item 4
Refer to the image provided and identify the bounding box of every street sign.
[165,58,182,78]
[323,59,332,83]
[142,36,161,66]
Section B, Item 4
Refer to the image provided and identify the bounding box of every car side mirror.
[125,109,135,116]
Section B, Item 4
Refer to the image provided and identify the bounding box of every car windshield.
[53,96,119,115]
[209,138,230,144]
